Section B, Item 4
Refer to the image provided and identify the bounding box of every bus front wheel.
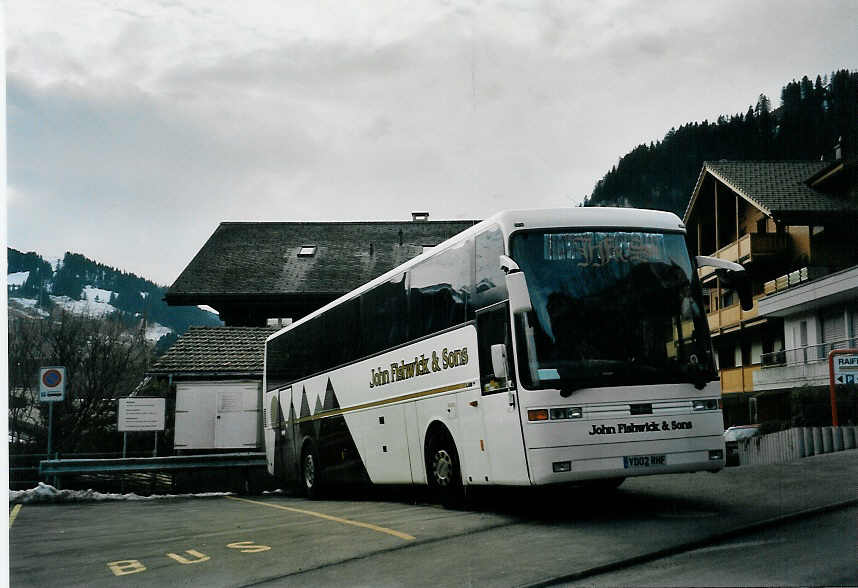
[426,431,464,508]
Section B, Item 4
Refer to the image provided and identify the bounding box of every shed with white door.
[147,326,276,452]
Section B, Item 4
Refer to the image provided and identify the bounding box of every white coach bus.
[263,207,750,502]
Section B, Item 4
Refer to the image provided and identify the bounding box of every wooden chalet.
[165,217,478,326]
[683,158,858,424]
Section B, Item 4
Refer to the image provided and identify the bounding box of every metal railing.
[9,450,267,492]
[9,451,160,490]
[761,338,858,368]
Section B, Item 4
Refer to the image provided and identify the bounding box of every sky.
[5,0,858,286]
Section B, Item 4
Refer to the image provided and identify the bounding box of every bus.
[263,207,750,502]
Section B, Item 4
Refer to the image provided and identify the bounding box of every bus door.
[476,302,529,484]
[263,388,280,475]
[278,387,300,483]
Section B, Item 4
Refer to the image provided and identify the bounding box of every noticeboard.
[118,397,166,432]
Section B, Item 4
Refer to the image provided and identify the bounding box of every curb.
[521,498,858,587]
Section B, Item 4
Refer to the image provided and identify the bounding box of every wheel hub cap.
[304,454,315,488]
[432,449,453,487]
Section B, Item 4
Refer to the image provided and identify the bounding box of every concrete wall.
[753,361,830,391]
[737,426,857,465]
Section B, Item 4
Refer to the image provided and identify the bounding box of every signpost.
[40,367,66,402]
[828,349,858,427]
[39,367,66,457]
[118,397,166,457]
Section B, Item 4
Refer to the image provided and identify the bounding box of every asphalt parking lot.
[9,450,858,587]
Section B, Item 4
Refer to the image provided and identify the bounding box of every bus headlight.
[528,407,583,421]
[693,399,720,411]
[550,407,583,420]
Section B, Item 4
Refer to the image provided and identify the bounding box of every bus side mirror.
[695,255,754,311]
[490,344,508,380]
[500,255,533,315]
[506,272,533,315]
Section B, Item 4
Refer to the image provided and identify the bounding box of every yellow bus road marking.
[165,549,210,565]
[225,496,416,541]
[9,504,22,528]
[107,560,146,576]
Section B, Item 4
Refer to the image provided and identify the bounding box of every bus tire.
[426,429,464,508]
[301,442,323,499]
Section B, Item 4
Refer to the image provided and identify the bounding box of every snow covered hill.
[7,247,221,344]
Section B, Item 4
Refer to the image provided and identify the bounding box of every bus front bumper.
[528,435,725,485]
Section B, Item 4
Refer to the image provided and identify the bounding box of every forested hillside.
[7,248,221,349]
[584,69,858,215]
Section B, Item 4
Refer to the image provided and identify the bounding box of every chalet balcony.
[720,365,760,394]
[754,338,858,392]
[698,233,788,280]
[706,294,762,332]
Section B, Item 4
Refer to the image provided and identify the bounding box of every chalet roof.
[148,326,276,376]
[684,160,858,222]
[165,220,477,304]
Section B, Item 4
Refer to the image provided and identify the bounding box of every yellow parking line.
[225,496,415,541]
[9,504,22,528]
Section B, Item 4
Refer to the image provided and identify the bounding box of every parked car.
[723,424,761,466]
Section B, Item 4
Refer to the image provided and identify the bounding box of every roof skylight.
[298,246,317,257]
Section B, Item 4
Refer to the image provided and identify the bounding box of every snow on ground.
[50,294,116,316]
[9,482,232,504]
[12,297,40,309]
[83,285,116,304]
[10,291,172,341]
[9,297,50,317]
[8,271,30,287]
[145,323,172,342]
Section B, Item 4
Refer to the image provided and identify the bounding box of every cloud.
[6,0,858,285]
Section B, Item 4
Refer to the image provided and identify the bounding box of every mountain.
[584,69,858,215]
[7,248,222,352]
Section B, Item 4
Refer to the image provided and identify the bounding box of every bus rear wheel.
[301,443,323,499]
[426,431,464,508]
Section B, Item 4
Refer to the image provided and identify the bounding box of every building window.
[298,246,317,257]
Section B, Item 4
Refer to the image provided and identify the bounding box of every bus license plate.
[623,454,666,468]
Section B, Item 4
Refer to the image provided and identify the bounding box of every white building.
[755,265,858,393]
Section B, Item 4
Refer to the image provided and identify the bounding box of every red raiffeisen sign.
[833,354,858,384]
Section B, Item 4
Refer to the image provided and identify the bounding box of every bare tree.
[8,315,46,449]
[8,310,154,454]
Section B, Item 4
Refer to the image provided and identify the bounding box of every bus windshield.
[510,229,716,392]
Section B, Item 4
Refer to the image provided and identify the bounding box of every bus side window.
[408,241,471,339]
[476,302,512,395]
[474,224,507,310]
[361,273,407,356]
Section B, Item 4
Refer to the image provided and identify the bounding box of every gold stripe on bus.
[293,381,474,424]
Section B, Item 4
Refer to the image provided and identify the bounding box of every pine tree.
[584,70,857,214]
